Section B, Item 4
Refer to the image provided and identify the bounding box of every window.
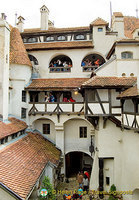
[43,124,50,134]
[75,34,85,40]
[0,138,4,144]
[130,73,134,77]
[5,137,8,143]
[106,177,110,185]
[12,133,17,139]
[22,91,26,102]
[57,35,66,41]
[21,108,26,119]
[98,28,103,32]
[138,32,139,36]
[122,73,126,77]
[28,37,38,43]
[121,52,133,59]
[29,92,38,102]
[46,36,54,41]
[79,127,87,138]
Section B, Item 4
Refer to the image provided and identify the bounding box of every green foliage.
[39,176,56,200]
[108,184,118,200]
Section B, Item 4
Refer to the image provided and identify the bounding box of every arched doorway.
[65,151,93,178]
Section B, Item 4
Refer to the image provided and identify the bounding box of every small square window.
[21,108,26,119]
[43,124,50,134]
[0,138,4,144]
[22,91,26,102]
[79,127,87,138]
[98,28,103,32]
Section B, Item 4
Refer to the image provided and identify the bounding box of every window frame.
[22,91,26,102]
[74,34,86,40]
[46,36,55,42]
[43,124,50,134]
[121,51,133,59]
[98,28,103,32]
[57,35,66,41]
[21,108,27,119]
[79,127,87,138]
[27,37,38,43]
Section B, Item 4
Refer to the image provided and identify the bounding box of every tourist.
[49,92,55,102]
[83,174,89,191]
[44,94,49,102]
[72,192,79,199]
[77,172,83,187]
[84,171,90,181]
[94,59,100,67]
[78,187,83,199]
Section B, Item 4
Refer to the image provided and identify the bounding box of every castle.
[0,4,139,200]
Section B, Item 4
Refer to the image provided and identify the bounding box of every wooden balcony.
[28,102,84,116]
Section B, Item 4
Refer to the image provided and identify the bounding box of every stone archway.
[65,151,93,178]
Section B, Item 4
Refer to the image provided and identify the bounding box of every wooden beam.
[95,89,106,114]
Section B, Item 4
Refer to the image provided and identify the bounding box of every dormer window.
[46,36,54,42]
[27,37,38,43]
[75,34,85,40]
[57,35,66,41]
[98,28,103,32]
[121,51,133,59]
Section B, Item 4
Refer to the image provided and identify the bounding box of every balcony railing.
[28,102,84,116]
[82,66,98,72]
[49,67,71,73]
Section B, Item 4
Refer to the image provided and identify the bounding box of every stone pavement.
[56,177,90,200]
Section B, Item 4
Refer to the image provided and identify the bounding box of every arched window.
[28,54,39,65]
[27,37,38,43]
[46,36,54,42]
[122,73,126,77]
[81,53,105,72]
[75,34,85,40]
[49,55,72,73]
[121,51,133,59]
[57,35,66,41]
[130,73,134,77]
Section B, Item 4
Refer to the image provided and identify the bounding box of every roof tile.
[0,117,27,140]
[26,78,89,90]
[82,76,137,88]
[10,28,32,66]
[0,132,61,199]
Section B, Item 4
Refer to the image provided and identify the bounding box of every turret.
[40,5,49,30]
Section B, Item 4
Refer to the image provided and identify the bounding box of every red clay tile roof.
[113,12,123,17]
[90,17,108,26]
[22,26,90,34]
[117,86,139,98]
[26,78,89,91]
[10,28,32,66]
[124,16,139,38]
[0,132,61,200]
[25,41,93,51]
[0,117,27,140]
[82,76,137,88]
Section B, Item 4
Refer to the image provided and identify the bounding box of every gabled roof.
[25,41,93,51]
[124,16,139,38]
[10,28,32,67]
[90,17,108,26]
[82,76,137,88]
[113,12,123,17]
[0,117,27,140]
[117,86,139,99]
[0,132,61,200]
[25,78,89,91]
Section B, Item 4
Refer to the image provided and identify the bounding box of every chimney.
[111,12,125,39]
[17,16,25,32]
[1,13,7,20]
[40,5,49,30]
